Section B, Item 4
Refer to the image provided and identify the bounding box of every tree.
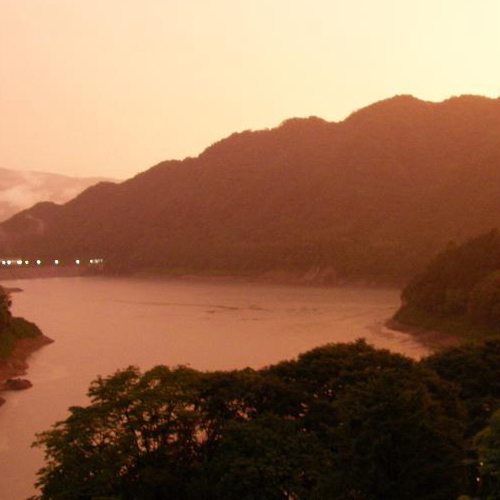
[424,339,500,437]
[209,415,328,500]
[324,370,464,500]
[34,365,206,500]
[33,341,467,500]
[467,271,500,328]
[474,410,500,499]
[0,285,12,332]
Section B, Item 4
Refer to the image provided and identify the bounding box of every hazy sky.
[1,0,499,179]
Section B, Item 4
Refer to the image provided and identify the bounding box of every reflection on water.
[0,277,429,499]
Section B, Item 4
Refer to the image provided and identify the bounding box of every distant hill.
[394,229,500,337]
[1,94,500,281]
[0,168,115,222]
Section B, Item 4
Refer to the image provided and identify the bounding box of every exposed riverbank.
[0,261,406,288]
[385,318,462,351]
[0,266,93,280]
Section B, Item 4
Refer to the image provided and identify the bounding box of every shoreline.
[127,269,403,288]
[0,334,53,406]
[385,318,462,351]
[0,264,405,288]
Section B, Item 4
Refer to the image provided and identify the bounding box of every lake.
[0,276,429,499]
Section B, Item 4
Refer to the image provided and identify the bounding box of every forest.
[0,286,43,364]
[395,229,500,337]
[3,96,500,282]
[33,338,500,500]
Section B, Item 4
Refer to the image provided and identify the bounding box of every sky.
[1,0,499,180]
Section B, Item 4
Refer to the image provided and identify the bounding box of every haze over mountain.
[1,94,500,281]
[0,168,114,222]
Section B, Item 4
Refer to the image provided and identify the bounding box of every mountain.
[1,94,500,281]
[0,168,114,222]
[393,229,500,336]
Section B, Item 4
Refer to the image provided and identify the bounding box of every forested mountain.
[0,168,112,222]
[1,95,500,280]
[394,229,500,335]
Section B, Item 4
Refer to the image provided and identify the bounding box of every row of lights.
[1,258,104,266]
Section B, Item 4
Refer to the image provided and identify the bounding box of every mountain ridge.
[1,94,500,281]
[0,167,116,223]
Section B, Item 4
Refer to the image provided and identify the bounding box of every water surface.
[0,277,428,499]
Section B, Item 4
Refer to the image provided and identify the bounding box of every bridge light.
[36,260,41,265]
[7,260,11,265]
[89,259,94,264]
[25,260,29,265]
[54,260,59,265]
[75,259,80,265]
[17,260,22,265]
[1,261,5,265]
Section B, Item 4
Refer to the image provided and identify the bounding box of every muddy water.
[0,277,428,499]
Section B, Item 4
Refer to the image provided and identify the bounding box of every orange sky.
[1,0,499,179]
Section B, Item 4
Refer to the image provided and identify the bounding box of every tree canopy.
[0,285,43,362]
[34,341,466,500]
[394,229,500,337]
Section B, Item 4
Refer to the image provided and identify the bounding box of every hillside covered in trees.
[2,95,500,281]
[0,286,44,363]
[33,339,500,500]
[394,229,500,337]
[0,286,49,405]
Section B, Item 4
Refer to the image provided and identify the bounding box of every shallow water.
[0,276,429,499]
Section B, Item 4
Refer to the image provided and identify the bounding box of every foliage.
[424,340,500,498]
[9,316,43,339]
[0,285,12,331]
[424,339,500,437]
[327,371,463,500]
[393,229,500,497]
[396,230,500,334]
[34,365,206,500]
[34,341,465,500]
[475,410,500,499]
[0,286,42,361]
[467,272,500,328]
